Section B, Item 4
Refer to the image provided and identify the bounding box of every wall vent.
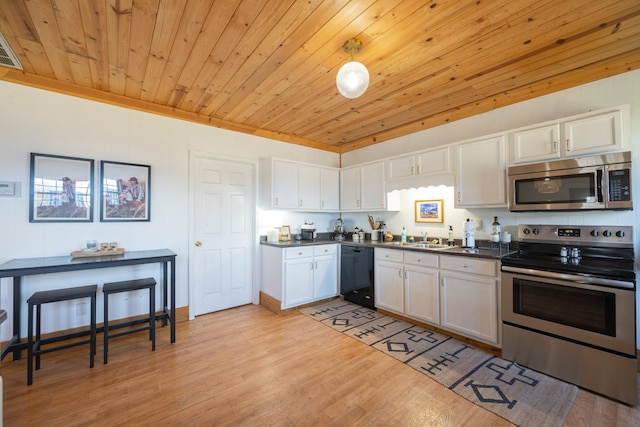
[0,33,22,70]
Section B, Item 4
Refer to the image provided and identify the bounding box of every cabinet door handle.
[417,165,421,175]
[457,192,461,202]
[566,138,571,151]
[300,199,303,207]
[441,277,446,287]
[275,197,278,206]
[357,199,360,207]
[411,165,414,175]
[553,140,557,153]
[398,269,402,278]
[321,200,324,208]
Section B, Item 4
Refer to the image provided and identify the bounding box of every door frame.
[188,150,259,320]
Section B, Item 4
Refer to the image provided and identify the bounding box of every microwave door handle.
[596,169,604,203]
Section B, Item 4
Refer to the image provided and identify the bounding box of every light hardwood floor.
[1,303,639,426]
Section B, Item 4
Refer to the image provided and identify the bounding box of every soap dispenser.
[401,227,407,243]
[447,225,454,246]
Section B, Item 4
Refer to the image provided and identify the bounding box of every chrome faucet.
[421,232,427,242]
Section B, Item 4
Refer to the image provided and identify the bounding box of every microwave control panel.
[608,169,631,201]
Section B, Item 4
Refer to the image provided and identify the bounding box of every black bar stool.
[103,277,156,364]
[27,284,98,385]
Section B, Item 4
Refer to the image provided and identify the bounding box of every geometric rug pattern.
[300,299,578,427]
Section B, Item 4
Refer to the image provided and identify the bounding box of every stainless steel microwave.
[508,151,632,211]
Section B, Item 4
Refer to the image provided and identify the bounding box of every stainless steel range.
[501,224,637,405]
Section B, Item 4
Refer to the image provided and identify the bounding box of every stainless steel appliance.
[507,151,632,211]
[333,218,346,241]
[340,245,374,309]
[501,224,637,405]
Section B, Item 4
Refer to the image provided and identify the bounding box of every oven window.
[513,278,615,336]
[515,173,596,205]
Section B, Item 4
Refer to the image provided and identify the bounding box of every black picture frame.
[29,153,94,223]
[100,161,151,222]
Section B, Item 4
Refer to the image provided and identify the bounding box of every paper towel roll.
[267,229,280,243]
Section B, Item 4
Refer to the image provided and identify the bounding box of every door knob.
[195,241,202,247]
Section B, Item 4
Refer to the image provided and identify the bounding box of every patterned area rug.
[300,299,578,427]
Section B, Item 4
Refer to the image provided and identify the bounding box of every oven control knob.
[603,230,612,237]
[522,228,530,235]
[616,230,625,238]
[532,228,539,235]
[590,230,599,237]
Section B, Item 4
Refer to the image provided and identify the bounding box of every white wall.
[0,81,339,340]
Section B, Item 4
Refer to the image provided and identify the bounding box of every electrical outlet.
[76,302,87,316]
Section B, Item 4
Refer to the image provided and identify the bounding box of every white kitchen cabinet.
[320,167,340,210]
[272,159,299,209]
[340,161,386,211]
[374,249,404,313]
[454,135,506,208]
[262,158,339,211]
[386,147,450,181]
[511,124,562,164]
[261,244,338,311]
[563,109,623,156]
[509,106,627,165]
[374,249,439,324]
[404,251,439,325]
[439,255,499,345]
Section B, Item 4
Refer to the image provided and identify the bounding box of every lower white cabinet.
[439,255,499,345]
[374,249,439,324]
[374,249,500,346]
[262,244,338,310]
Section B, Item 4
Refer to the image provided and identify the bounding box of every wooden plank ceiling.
[0,0,639,153]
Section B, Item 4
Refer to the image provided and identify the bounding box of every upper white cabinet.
[454,135,507,208]
[386,147,451,182]
[340,161,386,211]
[262,158,339,211]
[563,109,623,156]
[509,106,627,165]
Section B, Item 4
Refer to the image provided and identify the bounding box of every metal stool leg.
[150,287,155,351]
[35,303,41,370]
[104,291,109,364]
[27,302,34,386]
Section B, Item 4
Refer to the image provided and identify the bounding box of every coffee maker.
[301,222,316,240]
[333,218,346,241]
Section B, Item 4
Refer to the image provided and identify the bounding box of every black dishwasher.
[340,245,375,309]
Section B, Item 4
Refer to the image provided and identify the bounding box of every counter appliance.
[501,224,636,405]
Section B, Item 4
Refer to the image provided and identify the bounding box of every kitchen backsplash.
[259,184,637,243]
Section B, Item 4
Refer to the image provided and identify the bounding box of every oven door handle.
[501,266,635,289]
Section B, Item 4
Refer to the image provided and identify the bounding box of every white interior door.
[191,154,255,317]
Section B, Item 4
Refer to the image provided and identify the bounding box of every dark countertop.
[260,239,514,260]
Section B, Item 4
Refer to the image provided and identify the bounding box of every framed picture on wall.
[415,199,444,223]
[29,153,94,222]
[100,161,151,222]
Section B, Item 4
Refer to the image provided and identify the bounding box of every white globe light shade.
[336,61,369,99]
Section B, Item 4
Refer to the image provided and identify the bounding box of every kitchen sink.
[382,242,457,250]
[414,243,457,250]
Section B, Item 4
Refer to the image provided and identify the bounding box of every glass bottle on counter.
[492,216,501,234]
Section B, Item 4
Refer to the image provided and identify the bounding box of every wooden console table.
[0,249,177,360]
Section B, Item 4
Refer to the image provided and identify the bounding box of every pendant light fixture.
[336,38,369,99]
